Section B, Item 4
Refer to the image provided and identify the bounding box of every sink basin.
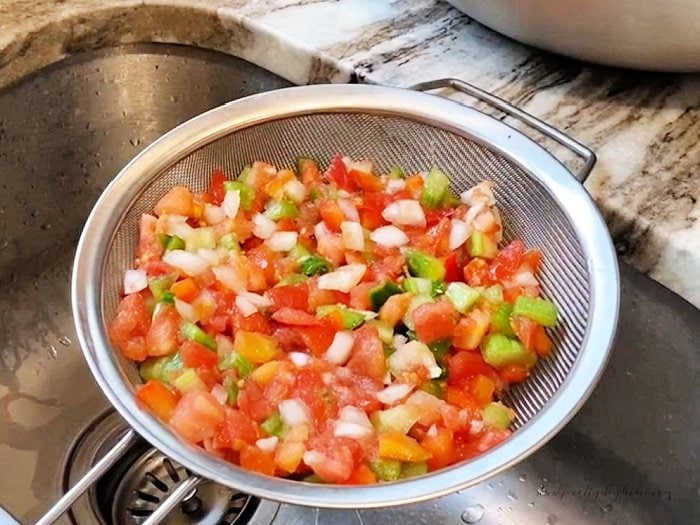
[0,43,697,525]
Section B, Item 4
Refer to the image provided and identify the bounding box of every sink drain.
[64,410,279,525]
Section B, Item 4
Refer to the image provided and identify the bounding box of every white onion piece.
[427,424,438,438]
[203,204,226,225]
[340,221,365,251]
[470,420,485,435]
[283,179,306,203]
[238,291,272,309]
[473,209,496,232]
[460,181,496,206]
[252,213,277,239]
[333,420,373,439]
[235,295,258,317]
[370,225,409,248]
[449,219,472,251]
[303,450,325,465]
[338,198,360,222]
[255,436,279,452]
[324,331,355,365]
[266,231,298,252]
[393,334,408,348]
[163,250,209,276]
[197,248,225,266]
[279,399,311,427]
[386,179,406,194]
[212,265,246,292]
[211,384,229,405]
[342,157,373,174]
[314,221,332,240]
[123,269,147,294]
[464,201,486,226]
[376,383,414,405]
[339,406,373,429]
[175,298,199,323]
[510,269,539,287]
[161,214,194,239]
[406,390,445,425]
[289,352,311,367]
[382,200,426,227]
[317,264,367,293]
[221,189,241,219]
[388,340,442,379]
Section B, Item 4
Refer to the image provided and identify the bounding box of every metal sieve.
[71,78,619,509]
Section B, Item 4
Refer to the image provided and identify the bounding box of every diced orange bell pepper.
[445,386,479,411]
[498,364,530,384]
[345,463,378,484]
[233,331,279,364]
[136,380,179,421]
[240,445,276,476]
[421,427,454,470]
[264,169,297,200]
[171,278,200,303]
[319,199,345,232]
[378,431,433,462]
[251,361,281,385]
[470,374,495,407]
[275,440,306,474]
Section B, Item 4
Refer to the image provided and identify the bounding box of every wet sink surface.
[0,43,698,525]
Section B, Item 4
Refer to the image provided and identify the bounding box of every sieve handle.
[410,78,596,183]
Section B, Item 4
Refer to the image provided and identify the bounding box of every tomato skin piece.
[136,380,179,421]
[209,169,227,206]
[271,307,320,326]
[346,325,386,382]
[412,300,459,345]
[266,283,310,312]
[146,306,181,357]
[169,390,225,443]
[240,446,277,476]
[421,427,454,470]
[181,340,218,369]
[447,351,498,388]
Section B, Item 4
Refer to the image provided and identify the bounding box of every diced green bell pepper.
[400,461,429,479]
[181,322,217,350]
[261,412,285,438]
[223,180,255,210]
[276,273,308,286]
[428,339,451,361]
[264,199,299,221]
[369,280,402,311]
[288,243,312,264]
[482,401,514,430]
[481,333,536,368]
[512,296,558,327]
[403,277,432,295]
[482,284,503,305]
[403,294,434,331]
[148,275,176,303]
[389,165,406,179]
[369,459,402,481]
[367,319,394,344]
[420,167,451,209]
[173,368,206,394]
[300,255,332,276]
[491,303,515,337]
[139,352,183,383]
[158,234,186,251]
[430,281,447,298]
[406,250,446,281]
[372,405,421,434]
[222,375,239,406]
[303,474,325,483]
[237,164,253,183]
[468,231,498,259]
[218,232,240,251]
[421,379,446,399]
[445,282,481,313]
[295,156,319,177]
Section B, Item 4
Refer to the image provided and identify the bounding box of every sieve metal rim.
[71,83,619,508]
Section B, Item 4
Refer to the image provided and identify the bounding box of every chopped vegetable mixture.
[109,155,558,484]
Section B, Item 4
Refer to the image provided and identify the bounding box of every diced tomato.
[247,245,279,285]
[475,428,511,452]
[169,390,225,443]
[349,282,375,311]
[171,278,200,303]
[346,325,386,382]
[359,208,385,230]
[240,446,277,476]
[146,306,180,357]
[316,233,345,267]
[273,327,306,352]
[349,169,383,192]
[325,154,356,191]
[298,157,322,185]
[522,249,543,273]
[331,368,382,413]
[196,365,221,390]
[295,368,338,428]
[463,258,493,287]
[511,316,552,358]
[498,364,530,384]
[421,427,454,470]
[297,317,339,356]
[181,340,218,368]
[271,307,320,326]
[413,299,459,345]
[452,308,491,350]
[358,192,389,230]
[263,375,293,406]
[470,374,495,407]
[108,293,150,361]
[319,199,345,232]
[136,380,179,421]
[404,175,424,198]
[264,169,296,200]
[448,351,498,388]
[443,252,462,282]
[489,240,524,282]
[308,277,350,310]
[345,463,377,484]
[378,292,412,328]
[306,433,362,483]
[231,306,272,335]
[445,386,479,411]
[209,169,227,206]
[154,186,194,217]
[213,408,259,450]
[266,283,309,312]
[136,214,163,267]
[368,253,406,282]
[142,260,176,277]
[237,380,274,422]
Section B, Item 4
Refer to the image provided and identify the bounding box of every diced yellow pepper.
[251,360,281,385]
[233,331,278,364]
[264,169,296,200]
[275,440,306,473]
[378,431,433,462]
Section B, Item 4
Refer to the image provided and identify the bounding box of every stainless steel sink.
[0,43,697,525]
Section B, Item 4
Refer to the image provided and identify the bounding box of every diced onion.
[370,225,409,248]
[314,221,332,240]
[123,269,147,294]
[449,219,472,251]
[211,384,228,405]
[473,209,496,232]
[382,200,426,227]
[393,334,408,348]
[212,265,247,292]
[460,181,496,206]
[470,420,485,435]
[464,201,486,226]
[235,295,258,317]
[317,264,367,293]
[427,424,438,437]
[266,231,298,252]
[283,179,306,203]
[303,450,325,465]
[339,406,373,429]
[289,352,311,367]
[388,340,442,379]
[333,420,373,439]
[279,399,311,427]
[341,221,365,251]
[324,331,355,365]
[255,436,279,452]
[163,250,210,276]
[238,291,272,309]
[221,189,241,219]
[338,198,360,222]
[203,204,226,225]
[386,179,406,194]
[342,157,373,174]
[160,214,194,240]
[197,248,226,266]
[175,298,199,323]
[510,269,539,287]
[252,213,277,239]
[376,383,414,405]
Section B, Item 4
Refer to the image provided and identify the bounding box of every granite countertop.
[1,0,698,307]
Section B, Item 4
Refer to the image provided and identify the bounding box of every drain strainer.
[64,410,279,525]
